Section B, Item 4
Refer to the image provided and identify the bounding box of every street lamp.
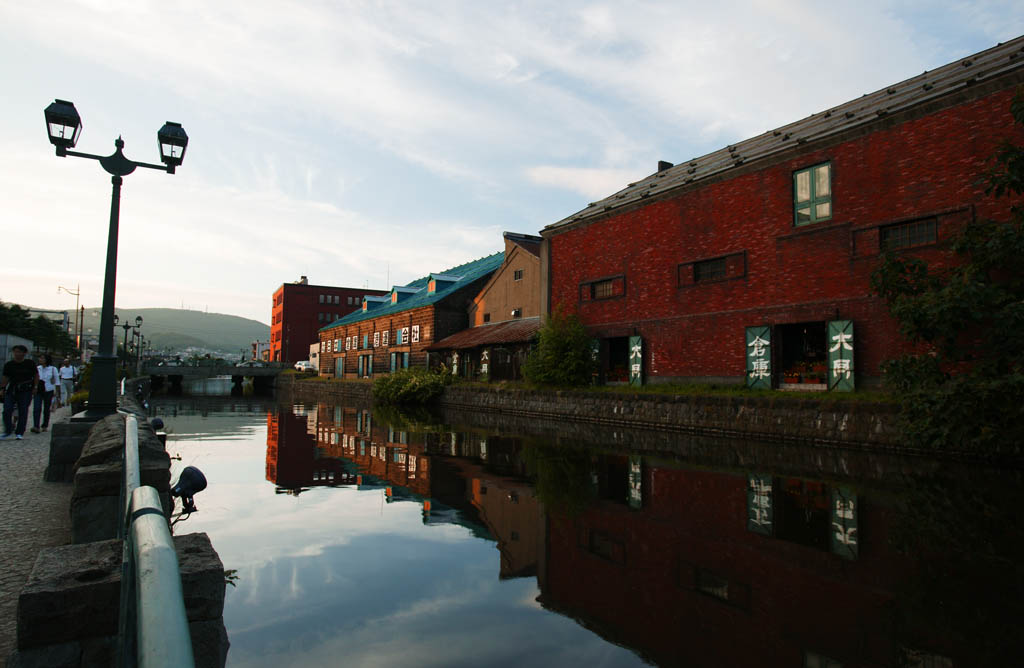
[57,284,81,350]
[45,99,187,417]
[114,314,143,371]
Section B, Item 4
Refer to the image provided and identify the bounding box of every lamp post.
[57,284,81,349]
[45,99,187,417]
[115,314,143,372]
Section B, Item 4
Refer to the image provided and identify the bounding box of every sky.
[2,2,1022,326]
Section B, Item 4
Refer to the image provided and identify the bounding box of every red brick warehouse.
[540,37,1024,390]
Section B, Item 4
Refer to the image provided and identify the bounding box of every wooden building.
[429,232,543,380]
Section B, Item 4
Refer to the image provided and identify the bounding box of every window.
[794,162,831,225]
[483,313,490,323]
[511,308,522,318]
[679,252,746,287]
[363,334,368,349]
[347,296,353,305]
[580,275,626,301]
[355,297,361,304]
[694,257,727,282]
[514,269,523,281]
[319,295,325,303]
[880,217,937,251]
[593,280,614,299]
[333,295,339,304]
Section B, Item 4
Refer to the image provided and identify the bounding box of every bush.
[372,367,452,405]
[522,307,594,387]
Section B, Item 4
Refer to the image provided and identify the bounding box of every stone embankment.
[276,374,901,448]
[8,389,228,668]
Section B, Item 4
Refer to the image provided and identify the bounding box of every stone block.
[73,460,170,499]
[174,533,226,622]
[6,640,81,668]
[44,421,94,482]
[17,540,122,649]
[70,494,119,544]
[189,618,230,668]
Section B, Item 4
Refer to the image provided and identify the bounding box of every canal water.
[149,381,1024,667]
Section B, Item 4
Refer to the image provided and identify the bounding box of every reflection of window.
[695,568,730,600]
[777,478,830,551]
[794,163,832,226]
[804,651,843,668]
[881,218,937,251]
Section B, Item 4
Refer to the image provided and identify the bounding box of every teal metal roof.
[320,251,504,330]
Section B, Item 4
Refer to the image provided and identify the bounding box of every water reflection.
[153,392,1024,667]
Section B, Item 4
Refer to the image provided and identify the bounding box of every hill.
[79,308,269,355]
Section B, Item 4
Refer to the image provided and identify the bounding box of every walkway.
[0,404,73,665]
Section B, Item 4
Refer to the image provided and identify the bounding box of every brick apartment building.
[270,276,387,364]
[540,37,1024,389]
[318,252,504,377]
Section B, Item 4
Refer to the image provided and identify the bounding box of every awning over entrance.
[427,316,541,351]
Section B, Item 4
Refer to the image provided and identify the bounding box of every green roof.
[320,251,504,330]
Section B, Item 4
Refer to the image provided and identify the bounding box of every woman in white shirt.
[32,354,60,433]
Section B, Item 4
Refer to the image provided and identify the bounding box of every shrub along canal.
[150,380,1023,666]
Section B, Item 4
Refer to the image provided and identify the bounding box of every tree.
[870,94,1024,453]
[0,301,77,355]
[522,306,594,387]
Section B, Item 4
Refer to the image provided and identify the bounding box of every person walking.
[32,353,59,433]
[1,345,38,440]
[58,358,76,407]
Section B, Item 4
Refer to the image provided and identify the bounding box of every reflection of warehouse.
[535,458,956,667]
[265,410,357,493]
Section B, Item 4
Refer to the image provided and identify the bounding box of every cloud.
[526,165,647,200]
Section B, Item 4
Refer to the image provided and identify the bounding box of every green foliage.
[522,307,594,387]
[521,442,596,516]
[870,93,1024,453]
[372,367,453,405]
[0,302,77,354]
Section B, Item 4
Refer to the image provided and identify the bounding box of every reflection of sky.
[169,406,646,667]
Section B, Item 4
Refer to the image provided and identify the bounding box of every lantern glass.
[157,121,188,167]
[44,99,82,149]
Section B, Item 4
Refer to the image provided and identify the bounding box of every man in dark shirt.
[2,345,38,439]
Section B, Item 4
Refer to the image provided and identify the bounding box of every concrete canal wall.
[276,374,901,448]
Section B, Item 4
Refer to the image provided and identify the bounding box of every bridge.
[144,363,288,392]
[143,363,285,378]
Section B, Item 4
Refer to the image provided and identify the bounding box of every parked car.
[294,360,316,372]
[236,360,265,368]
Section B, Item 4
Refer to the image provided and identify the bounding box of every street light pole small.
[58,284,80,349]
[45,99,187,417]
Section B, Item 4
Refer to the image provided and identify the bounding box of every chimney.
[298,276,308,285]
[657,160,674,172]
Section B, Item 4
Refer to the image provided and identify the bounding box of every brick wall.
[546,86,1024,383]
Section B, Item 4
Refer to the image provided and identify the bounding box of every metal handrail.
[118,413,195,668]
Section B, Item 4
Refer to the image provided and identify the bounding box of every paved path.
[0,403,73,666]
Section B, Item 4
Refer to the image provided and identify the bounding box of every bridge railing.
[117,414,195,668]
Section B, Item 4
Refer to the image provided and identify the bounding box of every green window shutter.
[745,326,772,389]
[356,411,362,431]
[403,352,410,369]
[357,355,364,377]
[827,320,854,391]
[830,486,858,560]
[747,474,773,535]
[390,352,397,372]
[629,336,643,386]
[628,456,643,509]
[335,357,344,376]
[363,334,368,349]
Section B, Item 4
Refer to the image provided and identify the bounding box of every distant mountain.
[78,308,270,355]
